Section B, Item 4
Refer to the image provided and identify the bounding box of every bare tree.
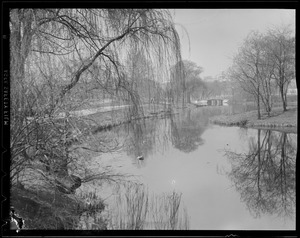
[181,60,204,103]
[10,9,182,113]
[229,32,264,119]
[10,9,183,190]
[125,47,157,104]
[265,25,295,111]
[229,31,277,118]
[169,61,186,106]
[256,35,276,116]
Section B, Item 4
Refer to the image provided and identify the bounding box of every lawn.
[210,106,297,132]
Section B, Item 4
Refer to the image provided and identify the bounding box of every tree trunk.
[283,93,287,111]
[10,10,25,113]
[10,10,34,117]
[182,88,185,108]
[186,109,191,121]
[280,87,287,111]
[267,130,271,160]
[186,91,191,104]
[257,94,261,120]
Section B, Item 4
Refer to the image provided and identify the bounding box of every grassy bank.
[79,103,176,134]
[209,106,297,133]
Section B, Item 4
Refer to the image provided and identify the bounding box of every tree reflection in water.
[122,107,233,161]
[170,109,206,153]
[169,106,235,153]
[224,129,296,219]
[122,117,171,167]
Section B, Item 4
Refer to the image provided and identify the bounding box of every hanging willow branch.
[10,8,183,185]
[57,27,133,104]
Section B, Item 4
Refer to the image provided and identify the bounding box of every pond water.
[81,106,296,230]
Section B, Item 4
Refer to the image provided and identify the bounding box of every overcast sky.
[172,9,295,78]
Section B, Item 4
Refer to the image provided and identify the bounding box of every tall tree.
[10,9,182,116]
[182,60,204,103]
[229,31,265,119]
[170,60,203,104]
[256,35,276,116]
[266,25,295,111]
[125,47,156,104]
[229,31,276,118]
[9,9,183,186]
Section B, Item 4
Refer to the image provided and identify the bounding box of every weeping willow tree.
[169,60,186,107]
[11,9,182,113]
[10,9,183,195]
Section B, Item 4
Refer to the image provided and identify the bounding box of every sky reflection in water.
[98,107,296,230]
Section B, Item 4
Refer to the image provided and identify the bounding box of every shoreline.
[209,106,297,133]
[74,104,179,135]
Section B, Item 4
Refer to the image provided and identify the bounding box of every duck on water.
[137,156,144,160]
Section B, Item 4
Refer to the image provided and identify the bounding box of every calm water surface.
[84,106,296,230]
